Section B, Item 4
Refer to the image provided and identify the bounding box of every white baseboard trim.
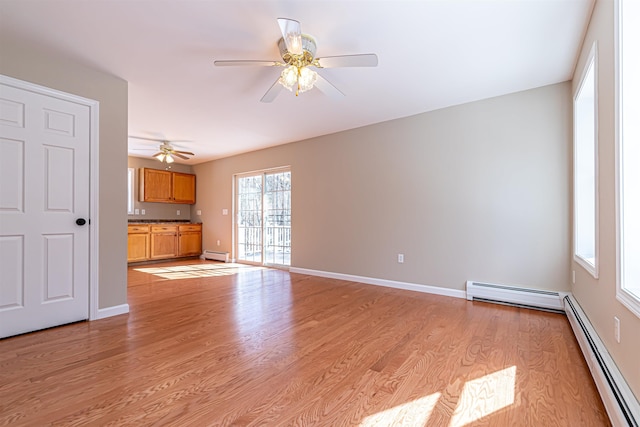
[96,304,130,320]
[564,294,639,427]
[289,267,466,299]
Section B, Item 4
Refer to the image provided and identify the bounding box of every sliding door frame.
[233,166,291,267]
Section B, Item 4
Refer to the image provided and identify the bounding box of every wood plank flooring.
[0,260,610,426]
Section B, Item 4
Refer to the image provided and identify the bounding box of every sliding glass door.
[236,168,291,266]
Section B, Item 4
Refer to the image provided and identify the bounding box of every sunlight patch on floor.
[360,392,441,426]
[360,366,516,427]
[449,365,517,426]
[134,262,266,280]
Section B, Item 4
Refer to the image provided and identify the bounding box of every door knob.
[76,218,87,226]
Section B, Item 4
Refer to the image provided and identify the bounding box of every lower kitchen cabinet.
[178,224,203,256]
[128,223,202,263]
[150,225,178,259]
[127,224,149,262]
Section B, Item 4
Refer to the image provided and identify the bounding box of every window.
[573,42,598,278]
[127,168,135,215]
[235,168,291,266]
[616,0,640,317]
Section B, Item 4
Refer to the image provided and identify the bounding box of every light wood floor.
[1,260,610,426]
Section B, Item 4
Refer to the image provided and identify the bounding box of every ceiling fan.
[128,136,195,163]
[214,18,378,102]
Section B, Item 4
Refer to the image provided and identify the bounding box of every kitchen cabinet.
[139,168,196,204]
[172,172,196,204]
[127,224,150,262]
[150,224,178,260]
[140,168,172,202]
[178,224,202,256]
[127,222,202,263]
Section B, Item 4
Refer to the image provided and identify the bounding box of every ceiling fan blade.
[172,153,189,160]
[315,54,379,68]
[314,74,345,100]
[277,18,303,55]
[260,78,285,103]
[174,150,195,156]
[214,60,281,67]
[151,152,163,157]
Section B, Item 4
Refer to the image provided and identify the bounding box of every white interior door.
[0,80,90,338]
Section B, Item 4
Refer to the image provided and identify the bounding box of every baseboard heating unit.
[201,250,229,262]
[465,280,566,313]
[564,295,639,427]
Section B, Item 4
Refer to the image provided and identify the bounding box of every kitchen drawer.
[179,224,202,232]
[151,224,178,233]
[128,224,149,233]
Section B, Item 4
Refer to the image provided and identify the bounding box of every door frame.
[233,166,291,267]
[1,75,100,321]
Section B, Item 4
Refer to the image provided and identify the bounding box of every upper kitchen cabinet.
[139,168,196,204]
[172,172,196,204]
[140,168,172,202]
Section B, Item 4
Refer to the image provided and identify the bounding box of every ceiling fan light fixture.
[298,67,317,92]
[155,153,166,162]
[214,18,378,103]
[165,153,174,163]
[279,65,298,90]
[279,65,317,95]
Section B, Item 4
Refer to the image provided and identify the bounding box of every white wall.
[571,0,640,400]
[194,82,571,292]
[0,36,128,309]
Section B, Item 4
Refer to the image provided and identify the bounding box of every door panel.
[0,81,90,338]
[0,235,23,309]
[44,145,75,211]
[0,137,24,212]
[43,234,74,301]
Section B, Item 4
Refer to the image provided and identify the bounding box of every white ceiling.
[1,0,594,165]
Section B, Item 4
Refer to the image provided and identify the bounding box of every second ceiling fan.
[129,136,195,163]
[214,18,378,102]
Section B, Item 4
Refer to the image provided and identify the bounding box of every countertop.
[128,220,201,224]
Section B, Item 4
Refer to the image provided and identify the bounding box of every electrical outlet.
[196,210,202,215]
[176,210,181,216]
[614,317,620,343]
[217,240,220,246]
[397,253,404,263]
[141,209,145,215]
[134,208,139,215]
[222,209,228,215]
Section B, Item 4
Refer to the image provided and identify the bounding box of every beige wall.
[127,156,194,221]
[571,0,640,398]
[194,82,571,292]
[0,36,128,309]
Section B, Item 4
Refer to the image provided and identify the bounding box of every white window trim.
[614,0,640,318]
[573,41,599,279]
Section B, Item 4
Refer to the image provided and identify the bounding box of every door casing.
[0,75,100,321]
